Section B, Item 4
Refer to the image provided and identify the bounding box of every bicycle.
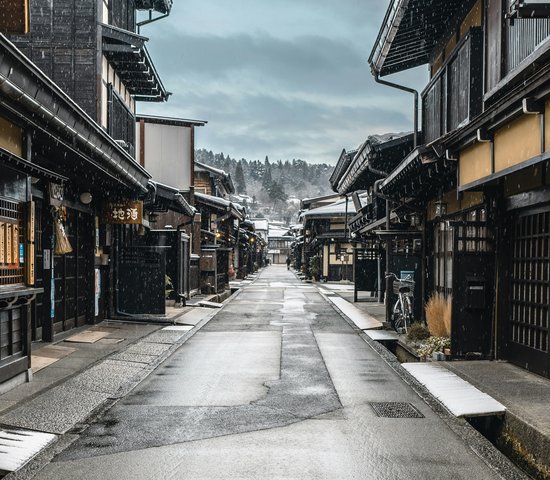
[385,272,415,333]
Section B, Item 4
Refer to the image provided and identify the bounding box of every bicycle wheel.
[392,301,404,332]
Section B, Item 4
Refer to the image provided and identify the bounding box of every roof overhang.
[337,134,414,195]
[380,146,456,200]
[194,161,235,194]
[369,0,475,77]
[194,192,244,221]
[101,24,169,102]
[147,181,195,216]
[0,147,67,183]
[509,1,550,18]
[0,33,150,195]
[136,114,207,127]
[329,148,354,191]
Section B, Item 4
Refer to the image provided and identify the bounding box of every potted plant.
[165,275,175,306]
[309,255,321,281]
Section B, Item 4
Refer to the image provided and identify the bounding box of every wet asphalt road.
[33,266,513,479]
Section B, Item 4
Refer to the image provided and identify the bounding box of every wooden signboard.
[6,223,12,264]
[12,224,19,266]
[0,222,4,264]
[26,201,35,284]
[102,200,143,225]
[26,243,35,285]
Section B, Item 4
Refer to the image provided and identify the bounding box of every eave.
[101,24,169,102]
[369,0,476,77]
[0,147,68,183]
[380,146,456,200]
[0,33,150,195]
[337,133,414,195]
[147,181,195,216]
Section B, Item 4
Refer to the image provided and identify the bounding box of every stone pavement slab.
[174,307,214,326]
[64,331,110,344]
[403,363,506,417]
[0,385,109,434]
[324,294,383,330]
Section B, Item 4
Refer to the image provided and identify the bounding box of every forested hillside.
[195,149,334,222]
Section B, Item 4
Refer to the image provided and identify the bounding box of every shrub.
[425,292,452,337]
[407,322,430,342]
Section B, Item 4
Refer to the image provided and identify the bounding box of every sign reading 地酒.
[102,200,143,225]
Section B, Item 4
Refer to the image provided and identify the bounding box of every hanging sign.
[102,200,143,225]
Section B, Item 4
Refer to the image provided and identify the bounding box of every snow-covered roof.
[268,226,291,238]
[301,197,360,220]
[252,219,269,231]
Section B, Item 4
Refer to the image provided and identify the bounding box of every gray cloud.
[138,1,427,164]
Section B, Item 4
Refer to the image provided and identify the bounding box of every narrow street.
[29,266,515,480]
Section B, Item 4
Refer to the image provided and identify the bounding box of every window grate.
[510,209,549,353]
[0,199,24,286]
[0,199,19,221]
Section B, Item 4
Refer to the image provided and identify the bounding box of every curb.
[316,286,529,480]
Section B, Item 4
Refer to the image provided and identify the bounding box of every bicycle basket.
[392,279,415,295]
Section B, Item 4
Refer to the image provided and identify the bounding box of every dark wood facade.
[365,0,550,378]
[8,0,99,118]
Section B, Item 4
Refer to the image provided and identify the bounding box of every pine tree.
[234,160,247,194]
[262,163,273,188]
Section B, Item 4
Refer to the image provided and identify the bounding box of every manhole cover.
[370,402,424,418]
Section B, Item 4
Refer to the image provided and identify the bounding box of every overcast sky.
[138,1,427,165]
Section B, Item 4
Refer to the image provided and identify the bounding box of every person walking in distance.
[286,256,291,270]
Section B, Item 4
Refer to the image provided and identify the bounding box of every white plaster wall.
[142,122,192,191]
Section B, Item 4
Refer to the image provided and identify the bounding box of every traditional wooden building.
[330,134,417,306]
[136,115,207,303]
[267,225,293,265]
[371,0,550,377]
[2,1,173,324]
[300,198,356,282]
[194,192,244,293]
[0,31,154,388]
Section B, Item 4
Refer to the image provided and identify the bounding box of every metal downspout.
[374,74,418,148]
[373,74,419,325]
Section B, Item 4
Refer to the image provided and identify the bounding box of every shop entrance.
[52,208,94,335]
[33,202,94,339]
[450,209,494,357]
[501,203,550,378]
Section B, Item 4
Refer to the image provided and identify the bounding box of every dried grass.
[425,292,452,337]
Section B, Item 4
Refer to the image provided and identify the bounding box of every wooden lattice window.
[457,208,491,253]
[510,209,549,353]
[433,220,454,295]
[0,198,24,286]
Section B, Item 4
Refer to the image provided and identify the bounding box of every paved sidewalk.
[0,303,224,477]
[316,279,550,478]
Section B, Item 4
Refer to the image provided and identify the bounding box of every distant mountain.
[195,149,334,223]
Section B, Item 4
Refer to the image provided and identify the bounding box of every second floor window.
[108,84,135,157]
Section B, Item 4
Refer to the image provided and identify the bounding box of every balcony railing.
[422,28,483,145]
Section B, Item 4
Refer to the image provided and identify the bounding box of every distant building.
[267,225,292,264]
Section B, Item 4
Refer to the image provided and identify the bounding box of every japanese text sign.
[102,200,143,225]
